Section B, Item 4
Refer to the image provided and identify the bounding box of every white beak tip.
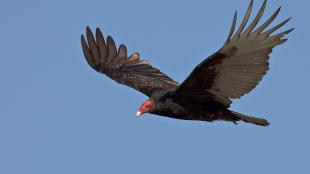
[136,111,142,116]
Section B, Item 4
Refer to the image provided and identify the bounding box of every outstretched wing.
[173,0,293,106]
[81,27,178,97]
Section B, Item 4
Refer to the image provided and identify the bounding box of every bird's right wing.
[173,0,293,106]
[81,27,178,97]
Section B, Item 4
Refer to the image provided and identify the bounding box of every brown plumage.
[81,0,293,126]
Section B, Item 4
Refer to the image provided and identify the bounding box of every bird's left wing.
[81,27,178,97]
[173,0,293,106]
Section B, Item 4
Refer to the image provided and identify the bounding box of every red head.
[136,98,155,116]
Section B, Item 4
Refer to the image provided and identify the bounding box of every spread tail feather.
[232,111,270,126]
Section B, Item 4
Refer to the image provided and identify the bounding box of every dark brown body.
[150,90,244,124]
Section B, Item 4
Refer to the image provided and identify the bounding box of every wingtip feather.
[226,11,238,43]
[86,26,92,34]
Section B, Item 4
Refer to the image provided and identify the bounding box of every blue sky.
[0,0,309,173]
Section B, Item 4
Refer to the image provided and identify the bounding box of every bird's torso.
[150,90,230,122]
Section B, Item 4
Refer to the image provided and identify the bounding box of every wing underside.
[173,0,293,106]
[81,27,178,97]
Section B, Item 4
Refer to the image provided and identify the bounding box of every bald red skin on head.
[136,98,155,116]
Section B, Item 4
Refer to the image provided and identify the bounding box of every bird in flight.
[81,0,293,126]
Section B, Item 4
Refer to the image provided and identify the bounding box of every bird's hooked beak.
[136,111,142,116]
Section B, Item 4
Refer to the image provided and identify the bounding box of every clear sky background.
[0,0,309,173]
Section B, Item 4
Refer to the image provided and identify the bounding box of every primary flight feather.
[81,0,293,126]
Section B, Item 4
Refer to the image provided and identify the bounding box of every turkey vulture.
[81,0,293,126]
